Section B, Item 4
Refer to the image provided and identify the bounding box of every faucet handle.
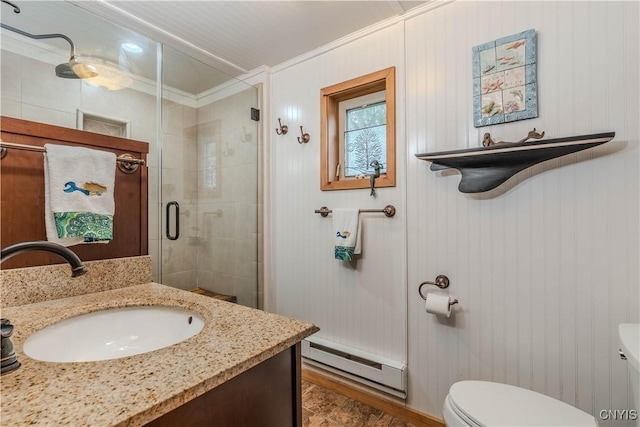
[1,318,14,338]
[1,318,20,374]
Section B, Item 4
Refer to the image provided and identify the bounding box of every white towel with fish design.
[44,144,116,246]
[333,209,362,261]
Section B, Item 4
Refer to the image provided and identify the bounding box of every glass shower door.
[158,45,260,308]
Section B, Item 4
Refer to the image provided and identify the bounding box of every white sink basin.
[23,306,204,362]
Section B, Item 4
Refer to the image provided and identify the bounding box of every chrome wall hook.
[297,126,310,144]
[275,118,288,135]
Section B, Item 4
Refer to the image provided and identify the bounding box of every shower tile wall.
[1,51,79,127]
[0,51,157,139]
[159,99,199,290]
[196,88,259,307]
[1,51,23,119]
[160,88,259,307]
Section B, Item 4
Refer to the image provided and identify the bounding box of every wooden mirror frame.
[320,66,396,191]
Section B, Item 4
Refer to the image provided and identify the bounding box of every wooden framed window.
[320,66,395,191]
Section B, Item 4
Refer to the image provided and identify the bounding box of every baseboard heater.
[301,336,407,398]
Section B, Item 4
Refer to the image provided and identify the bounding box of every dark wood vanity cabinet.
[146,343,303,427]
[0,117,148,269]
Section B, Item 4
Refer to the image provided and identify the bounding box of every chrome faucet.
[1,241,87,374]
[1,241,87,277]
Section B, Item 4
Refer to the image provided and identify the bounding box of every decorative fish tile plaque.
[472,29,537,127]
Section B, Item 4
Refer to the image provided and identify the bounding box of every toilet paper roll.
[425,293,452,317]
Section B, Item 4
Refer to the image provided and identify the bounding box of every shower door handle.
[166,201,180,240]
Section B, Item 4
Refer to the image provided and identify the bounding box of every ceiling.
[1,1,430,94]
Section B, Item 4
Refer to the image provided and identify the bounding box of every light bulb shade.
[77,56,133,90]
[55,58,98,79]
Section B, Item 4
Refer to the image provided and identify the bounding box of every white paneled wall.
[270,23,408,363]
[269,1,639,424]
[405,0,639,422]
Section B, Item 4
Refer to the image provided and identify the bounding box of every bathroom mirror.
[0,1,261,309]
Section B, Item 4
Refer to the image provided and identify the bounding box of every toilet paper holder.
[418,275,458,306]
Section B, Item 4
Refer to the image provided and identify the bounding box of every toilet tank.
[619,324,639,427]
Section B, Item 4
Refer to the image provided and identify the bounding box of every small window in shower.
[77,110,130,138]
[204,141,217,189]
[199,120,221,199]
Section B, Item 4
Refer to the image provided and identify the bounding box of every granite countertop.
[0,282,319,426]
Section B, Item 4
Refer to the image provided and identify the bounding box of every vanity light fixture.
[79,56,133,91]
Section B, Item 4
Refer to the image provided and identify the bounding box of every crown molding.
[271,0,453,74]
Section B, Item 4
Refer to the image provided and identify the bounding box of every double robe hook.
[297,126,310,144]
[275,118,288,135]
[275,118,310,143]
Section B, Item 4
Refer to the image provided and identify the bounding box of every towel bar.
[314,205,396,218]
[0,141,145,174]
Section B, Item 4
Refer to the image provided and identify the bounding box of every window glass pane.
[204,141,217,189]
[346,102,386,131]
[344,101,386,177]
[321,67,395,190]
[344,125,387,177]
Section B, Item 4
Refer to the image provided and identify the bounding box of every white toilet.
[442,380,597,427]
[443,323,640,427]
[619,323,640,427]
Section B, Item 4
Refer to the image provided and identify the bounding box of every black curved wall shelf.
[415,132,615,193]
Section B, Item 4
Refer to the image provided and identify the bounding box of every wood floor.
[301,380,418,427]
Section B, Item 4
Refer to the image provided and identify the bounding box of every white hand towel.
[44,144,116,246]
[333,208,362,261]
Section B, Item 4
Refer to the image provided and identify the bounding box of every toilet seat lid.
[449,381,597,427]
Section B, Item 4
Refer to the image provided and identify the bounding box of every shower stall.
[0,1,260,308]
[159,46,260,307]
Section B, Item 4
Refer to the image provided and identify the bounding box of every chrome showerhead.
[0,23,98,79]
[55,56,98,79]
